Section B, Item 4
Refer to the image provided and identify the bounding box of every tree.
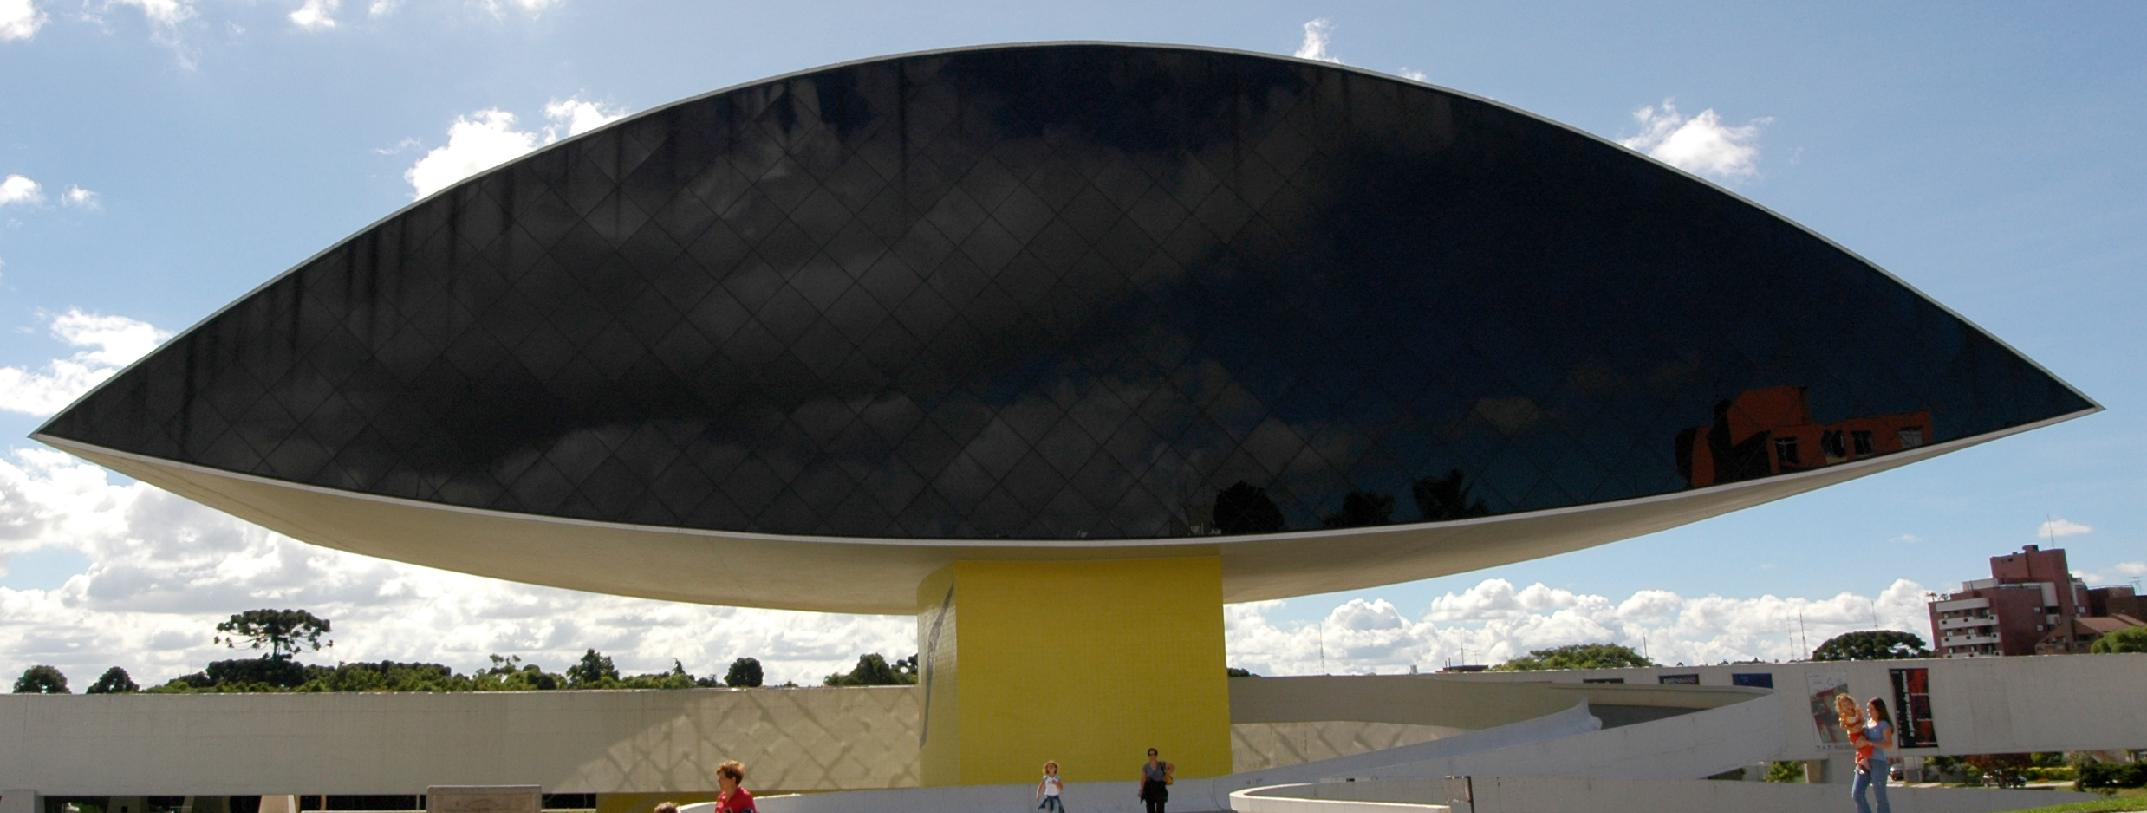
[1811,630,1929,662]
[724,657,764,688]
[2090,626,2147,654]
[1763,761,1806,783]
[1412,469,1490,521]
[566,649,619,687]
[1493,643,1654,672]
[87,666,139,694]
[214,609,333,660]
[824,652,917,686]
[160,657,311,691]
[1213,481,1284,534]
[13,664,69,694]
[1322,490,1394,529]
[1226,667,1258,677]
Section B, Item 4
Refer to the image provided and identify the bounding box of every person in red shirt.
[715,760,756,813]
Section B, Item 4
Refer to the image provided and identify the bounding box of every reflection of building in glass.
[1926,544,2146,657]
[1674,386,1933,488]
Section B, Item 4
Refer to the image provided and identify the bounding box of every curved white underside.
[33,410,2089,614]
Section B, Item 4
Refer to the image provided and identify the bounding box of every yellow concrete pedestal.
[916,557,1231,786]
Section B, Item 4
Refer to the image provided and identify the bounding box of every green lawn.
[2005,787,2147,813]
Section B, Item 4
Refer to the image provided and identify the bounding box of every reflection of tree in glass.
[1412,469,1490,521]
[1323,490,1395,529]
[1212,481,1285,534]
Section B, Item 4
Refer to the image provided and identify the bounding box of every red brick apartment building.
[1927,544,2145,657]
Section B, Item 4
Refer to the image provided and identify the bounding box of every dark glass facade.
[36,44,2093,540]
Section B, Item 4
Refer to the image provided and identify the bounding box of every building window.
[1898,426,1925,448]
[1774,436,1801,466]
[1851,430,1874,455]
[1821,430,1846,460]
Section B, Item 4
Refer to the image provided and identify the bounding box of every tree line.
[21,612,2142,694]
[9,609,926,694]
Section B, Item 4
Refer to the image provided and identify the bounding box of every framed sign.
[1890,667,1940,748]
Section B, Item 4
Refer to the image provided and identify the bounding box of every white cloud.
[100,0,198,67]
[0,174,42,206]
[543,98,625,139]
[1223,577,1936,676]
[1398,68,1428,83]
[107,0,190,27]
[1294,18,1338,63]
[403,109,537,199]
[0,0,46,41]
[61,185,98,210]
[1617,99,1771,183]
[0,447,911,687]
[289,0,338,30]
[368,0,396,17]
[479,0,560,16]
[402,97,626,199]
[2038,517,2092,539]
[2079,562,2146,586]
[1889,533,1925,545]
[0,309,170,417]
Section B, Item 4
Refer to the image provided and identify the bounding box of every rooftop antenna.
[1798,610,1810,658]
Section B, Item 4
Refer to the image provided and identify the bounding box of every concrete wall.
[1440,652,2147,760]
[0,674,1628,796]
[1233,776,2092,813]
[1231,782,1451,813]
[7,655,2139,796]
[1350,686,1785,781]
[0,687,920,796]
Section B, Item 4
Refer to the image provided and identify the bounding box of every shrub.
[1764,761,1806,783]
[2076,760,2147,791]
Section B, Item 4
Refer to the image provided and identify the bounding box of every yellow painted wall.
[917,557,1230,786]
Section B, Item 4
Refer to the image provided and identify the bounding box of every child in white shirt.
[1035,760,1065,812]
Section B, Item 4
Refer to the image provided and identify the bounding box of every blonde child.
[1833,693,1873,768]
[1035,760,1066,812]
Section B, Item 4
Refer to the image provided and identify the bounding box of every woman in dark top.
[1137,747,1172,813]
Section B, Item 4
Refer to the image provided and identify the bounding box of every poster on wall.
[1890,667,1940,748]
[1807,670,1854,749]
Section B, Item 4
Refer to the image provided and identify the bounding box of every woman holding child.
[1835,694,1894,813]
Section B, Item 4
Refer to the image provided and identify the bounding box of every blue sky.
[0,2,2140,683]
